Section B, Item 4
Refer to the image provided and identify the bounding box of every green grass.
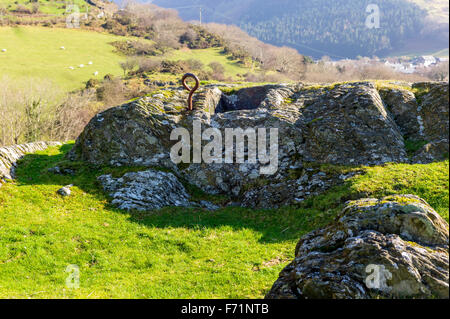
[0,0,90,14]
[0,26,259,92]
[431,48,449,58]
[388,47,449,59]
[0,143,448,298]
[0,26,130,92]
[404,139,429,157]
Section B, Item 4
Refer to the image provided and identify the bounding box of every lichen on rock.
[1,141,62,185]
[266,195,449,299]
[97,169,219,211]
[68,81,449,209]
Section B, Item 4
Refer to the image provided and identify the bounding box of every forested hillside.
[154,0,449,58]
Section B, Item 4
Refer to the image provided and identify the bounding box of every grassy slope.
[390,0,449,58]
[0,26,129,91]
[0,143,448,298]
[388,46,450,59]
[431,48,449,58]
[0,26,255,92]
[0,0,90,14]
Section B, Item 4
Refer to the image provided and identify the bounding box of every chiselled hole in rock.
[213,86,277,113]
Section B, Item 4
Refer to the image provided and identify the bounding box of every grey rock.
[413,82,449,142]
[379,87,423,140]
[1,141,62,186]
[381,82,449,163]
[412,139,449,164]
[68,82,448,209]
[48,166,76,176]
[97,169,218,211]
[197,200,220,211]
[57,184,73,197]
[98,170,192,211]
[266,195,449,299]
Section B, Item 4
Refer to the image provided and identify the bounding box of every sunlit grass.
[0,143,447,298]
[0,0,89,14]
[0,26,129,92]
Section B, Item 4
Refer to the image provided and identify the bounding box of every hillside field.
[0,0,90,14]
[0,143,447,298]
[0,26,254,92]
[0,26,128,91]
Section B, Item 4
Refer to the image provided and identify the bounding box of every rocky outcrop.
[379,87,423,140]
[381,82,449,163]
[266,195,449,299]
[0,142,61,185]
[413,139,449,164]
[98,169,219,211]
[68,81,449,209]
[413,82,449,142]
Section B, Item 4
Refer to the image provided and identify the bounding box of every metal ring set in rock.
[182,73,200,111]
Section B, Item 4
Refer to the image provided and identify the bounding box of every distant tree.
[137,58,161,73]
[208,62,225,74]
[186,59,204,71]
[420,62,449,81]
[275,46,306,79]
[180,28,197,45]
[31,2,39,14]
[120,58,138,76]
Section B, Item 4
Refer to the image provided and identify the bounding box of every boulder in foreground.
[266,195,449,299]
[98,169,219,211]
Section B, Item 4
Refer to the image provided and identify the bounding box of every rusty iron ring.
[182,73,200,111]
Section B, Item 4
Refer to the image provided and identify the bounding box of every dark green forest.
[154,0,432,58]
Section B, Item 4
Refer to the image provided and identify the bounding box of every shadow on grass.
[13,143,352,243]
